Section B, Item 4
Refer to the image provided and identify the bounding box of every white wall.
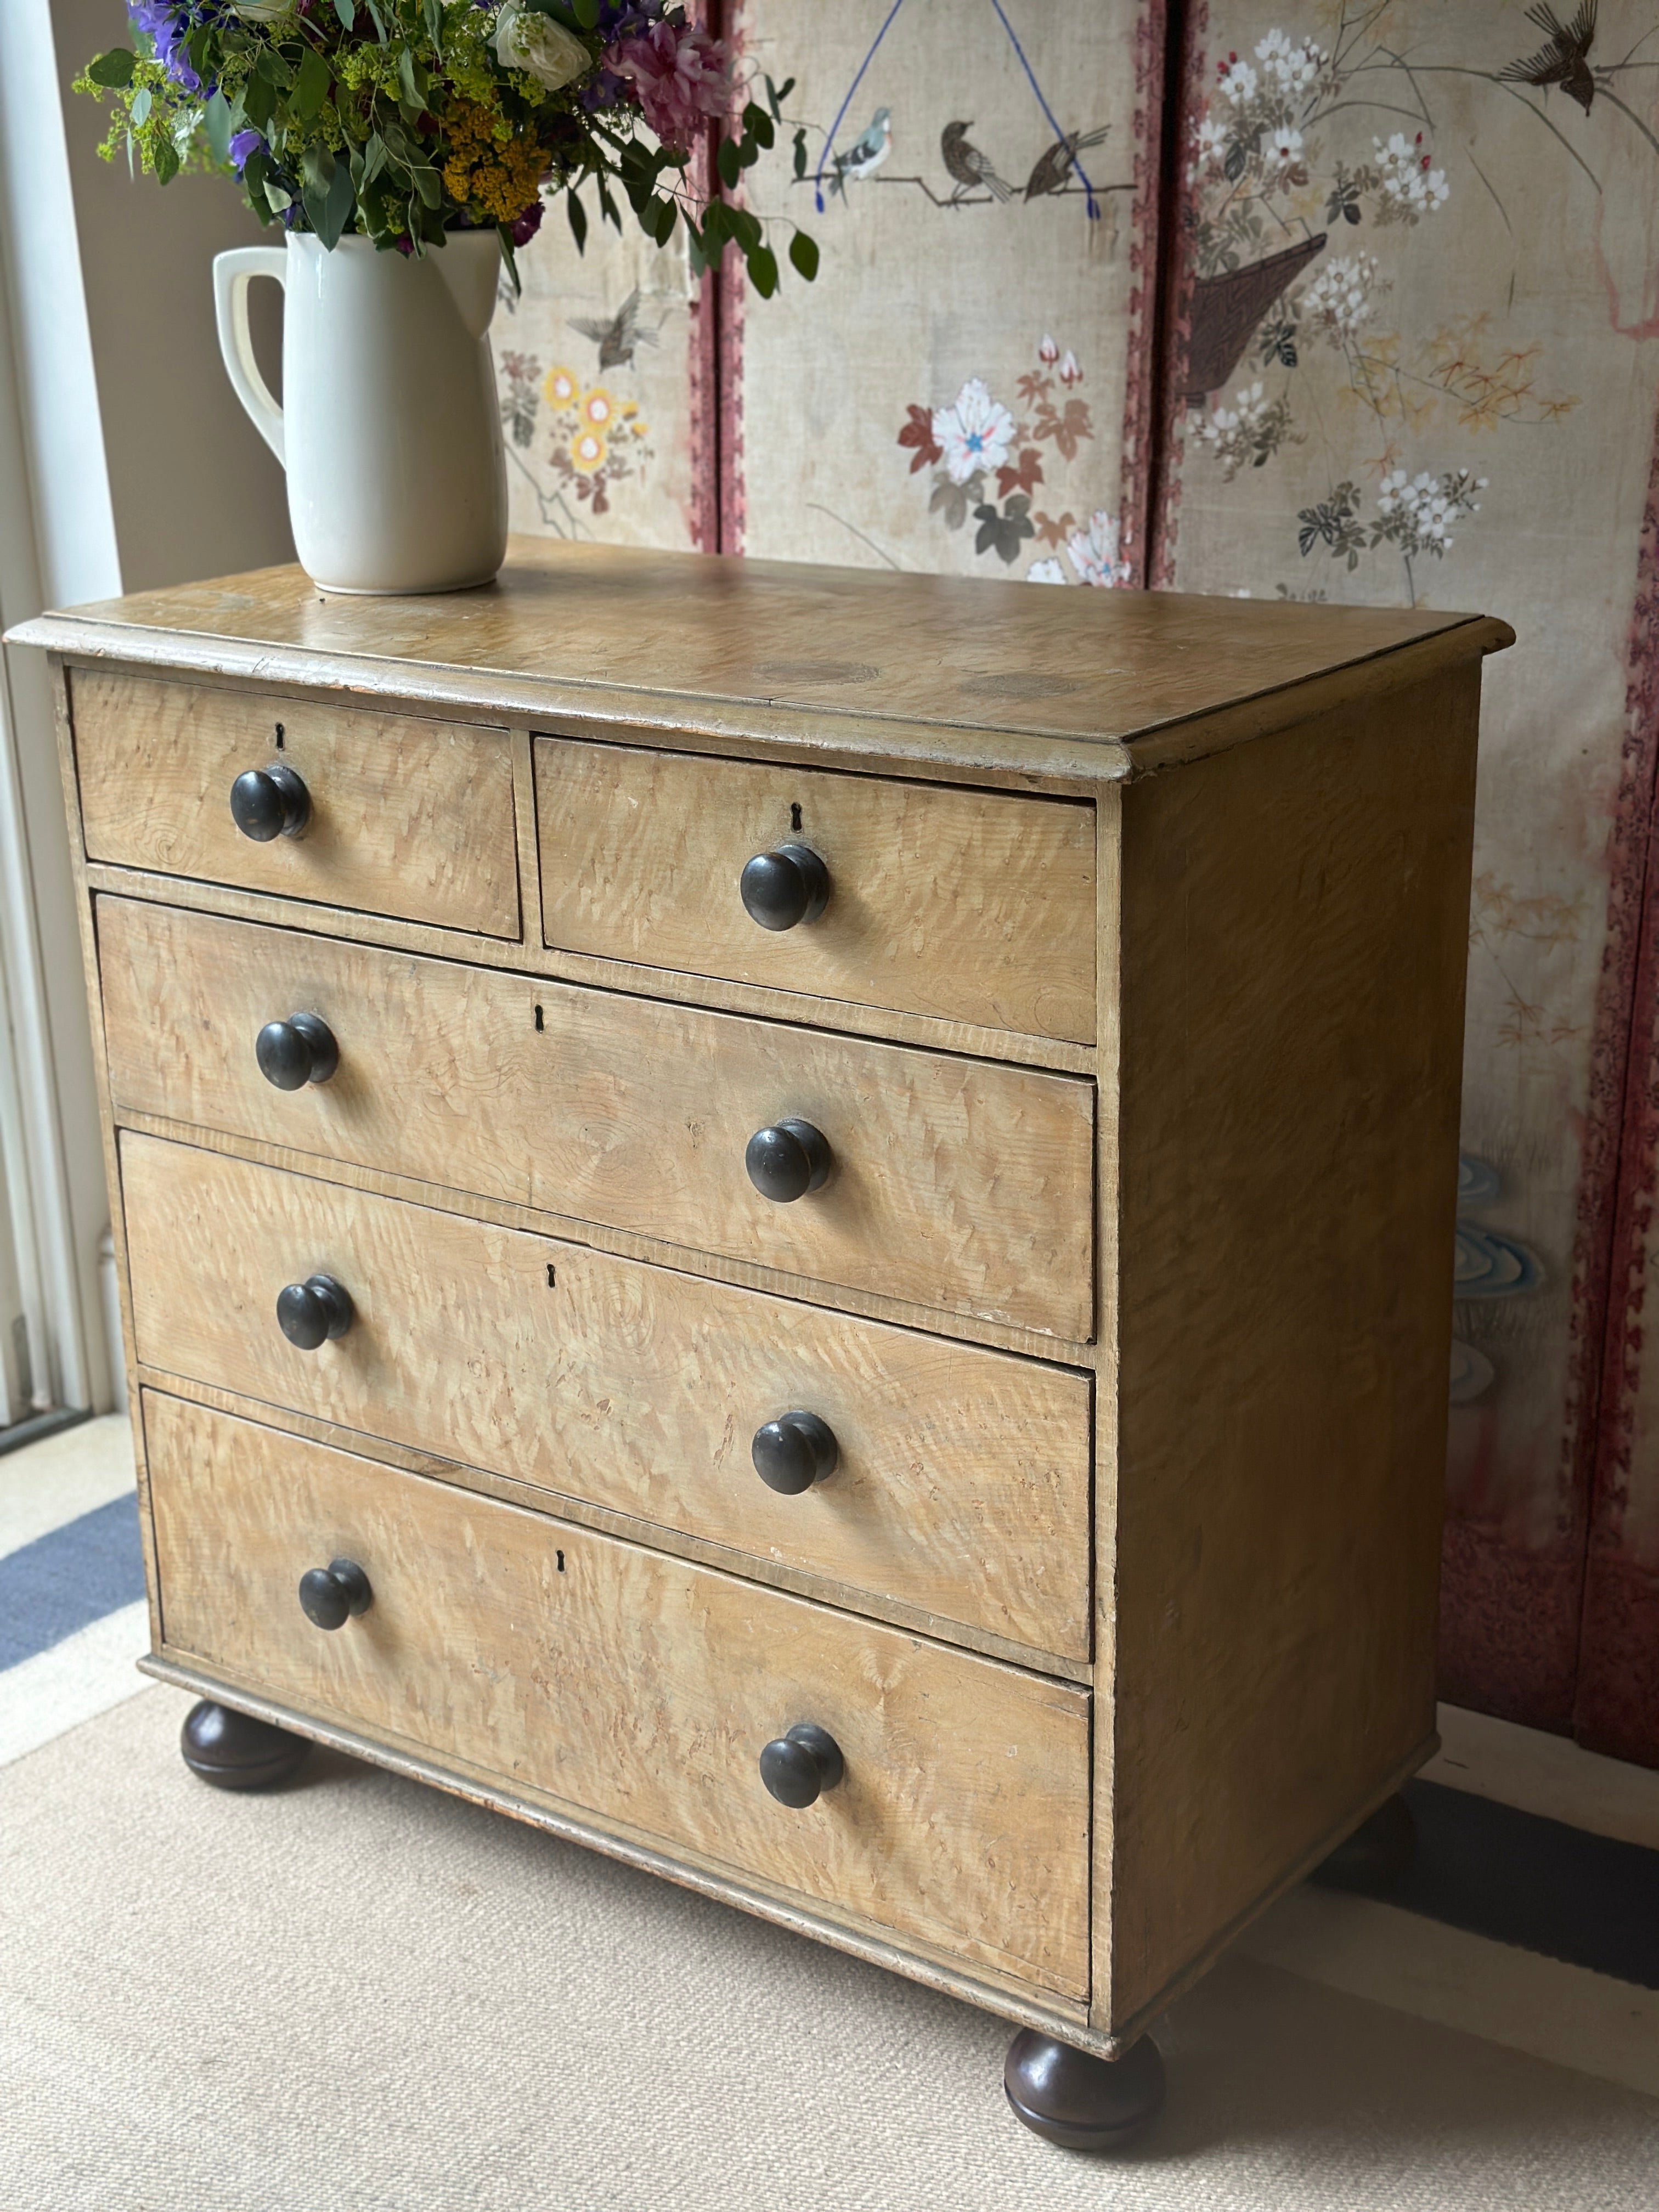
[0,0,295,1410]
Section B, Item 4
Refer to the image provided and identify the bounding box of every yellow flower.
[543,365,579,409]
[580,387,615,429]
[569,427,607,474]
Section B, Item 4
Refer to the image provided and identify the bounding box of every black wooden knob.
[752,1411,839,1494]
[230,761,310,841]
[740,843,831,931]
[745,1118,833,1203]
[759,1722,844,1808]
[297,1556,373,1632]
[276,1273,354,1351]
[256,1012,338,1090]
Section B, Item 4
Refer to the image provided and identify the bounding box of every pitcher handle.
[213,246,287,466]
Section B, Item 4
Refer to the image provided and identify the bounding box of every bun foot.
[180,1699,311,1792]
[1004,2028,1165,2151]
[1311,1791,1417,1895]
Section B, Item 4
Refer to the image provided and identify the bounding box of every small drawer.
[121,1135,1093,1661]
[535,738,1095,1043]
[99,899,1095,1340]
[72,670,519,938]
[145,1392,1092,1998]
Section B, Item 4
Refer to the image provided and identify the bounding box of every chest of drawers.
[15,544,1511,2146]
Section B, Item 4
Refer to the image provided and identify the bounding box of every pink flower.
[609,20,730,151]
[1038,333,1059,364]
[1058,349,1082,385]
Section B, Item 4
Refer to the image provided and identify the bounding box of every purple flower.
[510,198,545,247]
[127,1,200,91]
[228,129,264,173]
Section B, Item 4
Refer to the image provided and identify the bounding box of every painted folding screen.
[1152,1,1659,1746]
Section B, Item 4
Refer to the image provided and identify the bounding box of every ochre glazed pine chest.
[14,543,1511,2141]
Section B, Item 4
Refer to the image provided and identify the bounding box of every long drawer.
[98,898,1095,1340]
[121,1135,1093,1659]
[72,670,520,938]
[145,1391,1092,1998]
[535,737,1096,1042]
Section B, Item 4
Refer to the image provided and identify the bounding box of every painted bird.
[1024,123,1111,201]
[827,109,893,195]
[941,120,1012,201]
[568,287,661,371]
[1499,1,1598,114]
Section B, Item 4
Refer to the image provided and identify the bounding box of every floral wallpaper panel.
[725,0,1164,579]
[1160,0,1659,1733]
[493,213,704,550]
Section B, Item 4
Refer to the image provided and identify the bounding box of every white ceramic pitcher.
[213,232,509,595]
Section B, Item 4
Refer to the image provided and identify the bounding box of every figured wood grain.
[1101,664,1481,2033]
[143,1649,1097,2034]
[145,1390,1093,1997]
[121,1134,1093,1659]
[71,669,518,937]
[9,541,1511,789]
[133,1367,1096,1681]
[97,898,1095,1339]
[80,856,1096,1075]
[535,738,1095,1044]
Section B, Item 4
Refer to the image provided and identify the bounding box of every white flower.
[1058,349,1082,386]
[1373,133,1450,219]
[1215,57,1259,106]
[1195,117,1226,157]
[1066,510,1132,589]
[932,379,1017,486]
[1255,29,1326,95]
[494,2,591,93]
[1299,253,1385,344]
[1266,125,1304,169]
[1374,465,1486,558]
[1027,558,1068,585]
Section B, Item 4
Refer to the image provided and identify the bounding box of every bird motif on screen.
[1499,1,1599,114]
[941,120,1013,201]
[1024,125,1111,201]
[567,287,661,371]
[827,108,893,194]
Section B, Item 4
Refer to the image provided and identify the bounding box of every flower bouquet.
[79,2,815,294]
[72,4,816,594]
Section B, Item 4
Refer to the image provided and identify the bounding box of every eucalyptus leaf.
[396,47,426,115]
[204,89,232,166]
[87,48,137,88]
[411,163,442,208]
[131,86,153,126]
[334,0,355,27]
[296,45,331,122]
[155,136,180,185]
[788,229,819,281]
[360,132,387,189]
[686,224,706,278]
[747,243,778,298]
[423,0,443,53]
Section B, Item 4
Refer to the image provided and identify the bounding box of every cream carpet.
[3,1687,1657,2212]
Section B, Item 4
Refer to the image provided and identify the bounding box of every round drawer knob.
[759,1722,844,1809]
[230,762,310,842]
[277,1273,354,1351]
[297,1556,373,1632]
[752,1411,839,1495]
[256,1012,338,1091]
[744,1118,833,1203]
[740,843,831,932]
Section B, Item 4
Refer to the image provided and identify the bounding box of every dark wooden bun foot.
[1310,1790,1417,1894]
[180,1699,311,1791]
[1004,2028,1166,2151]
